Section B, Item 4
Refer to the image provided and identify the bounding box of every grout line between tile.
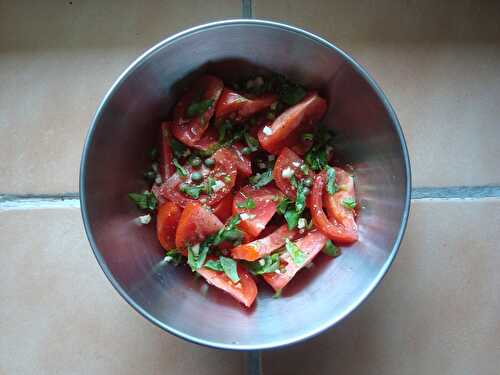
[1,186,500,211]
[242,0,252,18]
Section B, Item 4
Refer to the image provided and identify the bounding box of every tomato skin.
[310,171,358,243]
[229,143,252,178]
[156,201,183,252]
[232,185,283,238]
[175,203,223,252]
[215,89,277,120]
[171,75,223,145]
[160,148,237,208]
[262,229,328,292]
[159,122,175,180]
[258,92,327,154]
[189,126,218,151]
[323,167,358,233]
[273,147,312,200]
[231,224,300,261]
[212,193,234,222]
[197,260,258,308]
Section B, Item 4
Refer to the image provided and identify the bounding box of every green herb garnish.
[181,184,203,199]
[218,120,233,143]
[128,191,157,211]
[342,197,356,209]
[326,166,337,195]
[276,198,291,215]
[322,240,341,257]
[172,158,188,176]
[164,250,183,266]
[302,133,314,142]
[186,99,214,118]
[243,131,260,153]
[204,259,224,271]
[285,238,306,265]
[284,209,300,230]
[280,84,306,106]
[249,170,274,189]
[237,198,256,209]
[295,181,307,214]
[187,242,210,271]
[220,256,240,283]
[170,138,187,159]
[246,253,280,275]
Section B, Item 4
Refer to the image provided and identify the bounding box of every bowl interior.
[81,21,410,350]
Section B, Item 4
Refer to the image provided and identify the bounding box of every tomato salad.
[129,74,359,308]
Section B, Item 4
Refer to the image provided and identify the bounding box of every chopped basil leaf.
[212,215,242,245]
[128,191,157,211]
[284,209,300,230]
[249,170,274,189]
[181,184,203,199]
[170,138,187,159]
[342,197,356,209]
[203,176,216,195]
[290,175,299,189]
[295,181,307,214]
[326,166,337,195]
[279,83,306,106]
[276,198,291,215]
[243,131,260,153]
[220,256,240,283]
[304,146,328,171]
[186,99,214,118]
[218,120,233,143]
[164,250,183,266]
[172,158,188,176]
[204,259,224,271]
[187,243,210,271]
[285,238,306,265]
[302,133,314,142]
[322,240,341,257]
[237,198,256,209]
[247,253,280,275]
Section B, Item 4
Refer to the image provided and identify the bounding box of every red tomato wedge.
[156,201,182,252]
[171,75,223,145]
[229,143,252,177]
[197,260,258,307]
[215,89,277,120]
[231,224,300,261]
[258,92,327,154]
[212,192,234,222]
[189,126,218,151]
[262,229,328,292]
[323,167,358,233]
[273,147,312,200]
[232,185,283,237]
[175,203,223,251]
[159,122,175,180]
[310,171,358,244]
[160,148,237,208]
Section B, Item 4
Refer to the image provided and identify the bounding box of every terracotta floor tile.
[263,198,500,374]
[0,208,243,374]
[254,0,500,187]
[0,0,241,193]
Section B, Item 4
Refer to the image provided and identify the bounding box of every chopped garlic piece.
[262,126,273,136]
[297,218,307,229]
[240,213,256,221]
[258,162,267,169]
[137,214,151,225]
[258,259,266,266]
[281,167,294,179]
[292,161,301,167]
[212,180,225,192]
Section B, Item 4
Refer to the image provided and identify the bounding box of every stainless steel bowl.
[80,19,411,351]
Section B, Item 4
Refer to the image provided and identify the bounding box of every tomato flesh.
[171,75,223,145]
[231,224,300,261]
[232,185,283,237]
[262,229,328,291]
[215,89,277,121]
[159,122,175,180]
[197,260,258,307]
[323,167,358,233]
[175,203,224,251]
[229,143,252,177]
[212,192,234,222]
[310,171,358,243]
[273,147,312,200]
[156,201,182,252]
[160,148,237,208]
[258,92,326,154]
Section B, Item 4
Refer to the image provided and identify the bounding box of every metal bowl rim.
[79,18,412,351]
